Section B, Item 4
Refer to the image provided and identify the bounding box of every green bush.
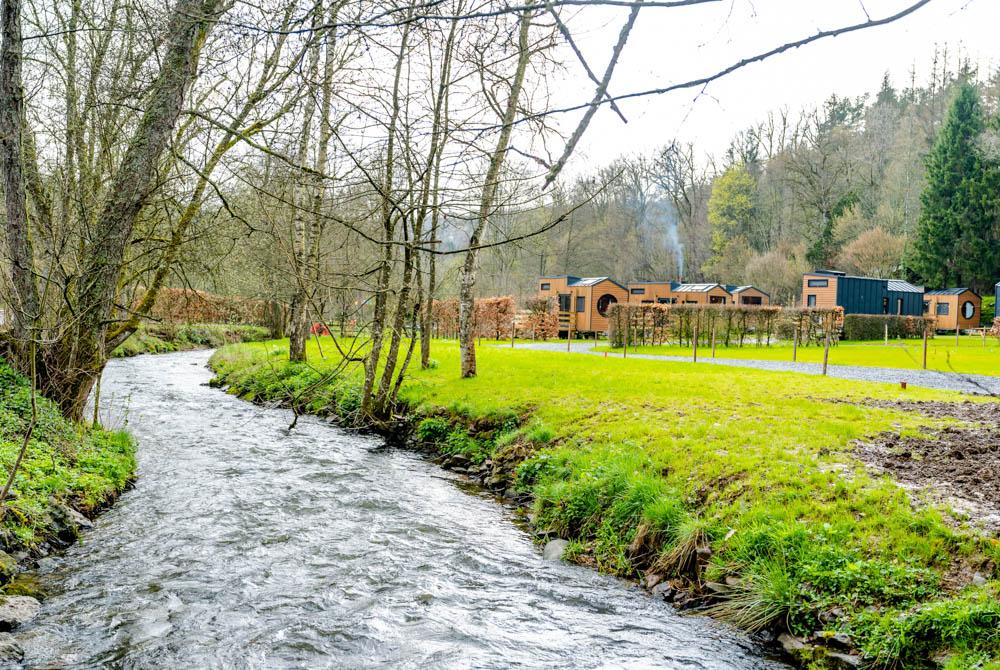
[842,314,934,340]
[983,296,996,325]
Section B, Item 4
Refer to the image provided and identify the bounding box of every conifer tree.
[911,82,993,289]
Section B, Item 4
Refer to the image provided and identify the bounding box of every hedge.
[841,314,935,341]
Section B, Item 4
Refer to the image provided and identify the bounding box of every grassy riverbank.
[210,338,1000,669]
[0,360,136,584]
[112,322,270,358]
[590,334,1000,377]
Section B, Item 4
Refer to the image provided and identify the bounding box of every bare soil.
[852,400,1000,532]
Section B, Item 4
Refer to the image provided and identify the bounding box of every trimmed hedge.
[841,314,935,341]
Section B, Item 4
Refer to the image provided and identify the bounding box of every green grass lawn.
[591,334,1000,376]
[210,338,1000,668]
[0,361,136,574]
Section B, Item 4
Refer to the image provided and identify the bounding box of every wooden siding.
[733,287,769,306]
[801,274,838,309]
[626,282,675,304]
[926,291,981,330]
[587,280,628,333]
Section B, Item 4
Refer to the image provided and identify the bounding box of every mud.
[853,399,1000,532]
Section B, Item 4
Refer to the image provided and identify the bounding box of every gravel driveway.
[515,341,1000,395]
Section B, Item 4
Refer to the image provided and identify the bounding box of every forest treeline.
[463,58,1000,304]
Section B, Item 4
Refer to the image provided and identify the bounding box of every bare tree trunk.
[360,19,410,420]
[458,10,531,378]
[288,6,324,364]
[0,0,39,343]
[46,0,222,418]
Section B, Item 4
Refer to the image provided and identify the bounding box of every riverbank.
[209,338,1000,669]
[111,322,270,358]
[0,360,136,620]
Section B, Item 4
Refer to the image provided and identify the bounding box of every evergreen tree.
[910,82,994,289]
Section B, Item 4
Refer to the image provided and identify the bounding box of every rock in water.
[0,596,41,631]
[0,633,23,663]
[542,539,569,561]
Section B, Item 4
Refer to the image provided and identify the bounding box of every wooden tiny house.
[672,283,732,305]
[801,270,923,315]
[727,285,770,306]
[537,275,627,335]
[924,288,981,331]
[626,281,677,304]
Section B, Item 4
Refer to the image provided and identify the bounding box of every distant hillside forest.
[465,55,1000,305]
[182,51,1000,309]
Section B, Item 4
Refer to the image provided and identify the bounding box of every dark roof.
[887,279,923,293]
[540,275,580,283]
[810,269,846,276]
[674,283,728,293]
[569,276,627,290]
[926,287,977,296]
[727,284,771,297]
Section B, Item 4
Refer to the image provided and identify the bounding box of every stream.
[14,351,787,669]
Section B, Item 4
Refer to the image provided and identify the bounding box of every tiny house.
[726,285,771,306]
[537,275,628,335]
[924,288,981,331]
[626,281,677,304]
[672,283,733,305]
[801,270,923,315]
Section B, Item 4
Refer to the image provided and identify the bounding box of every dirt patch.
[853,399,1000,532]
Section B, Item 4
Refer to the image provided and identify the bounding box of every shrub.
[842,314,935,340]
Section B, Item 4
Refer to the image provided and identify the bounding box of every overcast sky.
[555,0,996,169]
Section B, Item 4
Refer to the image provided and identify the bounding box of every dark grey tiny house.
[801,270,923,316]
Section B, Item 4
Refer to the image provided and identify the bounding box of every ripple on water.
[14,351,788,669]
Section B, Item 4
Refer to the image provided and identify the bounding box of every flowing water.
[15,351,786,669]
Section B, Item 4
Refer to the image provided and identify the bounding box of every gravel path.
[515,341,1000,395]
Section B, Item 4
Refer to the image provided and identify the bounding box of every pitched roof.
[674,283,728,293]
[887,279,923,293]
[727,284,771,297]
[568,276,627,290]
[926,287,973,296]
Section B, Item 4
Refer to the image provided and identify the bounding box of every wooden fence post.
[511,315,516,348]
[822,313,832,376]
[623,309,629,358]
[955,324,959,347]
[792,317,799,362]
[922,325,928,370]
[884,322,888,345]
[693,313,700,363]
[711,320,717,358]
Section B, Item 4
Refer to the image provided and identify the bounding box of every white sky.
[556,0,998,168]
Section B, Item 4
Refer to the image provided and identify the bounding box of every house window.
[540,282,551,291]
[657,297,670,304]
[630,287,645,295]
[923,301,930,314]
[596,294,617,316]
[641,300,653,304]
[897,298,903,315]
[742,296,762,305]
[882,297,889,314]
[807,278,829,288]
[710,296,726,304]
[936,303,949,316]
[962,301,975,319]
[558,294,571,312]
[576,296,586,313]
[807,295,817,307]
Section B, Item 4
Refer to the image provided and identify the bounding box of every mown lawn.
[591,334,1000,376]
[210,338,1000,668]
